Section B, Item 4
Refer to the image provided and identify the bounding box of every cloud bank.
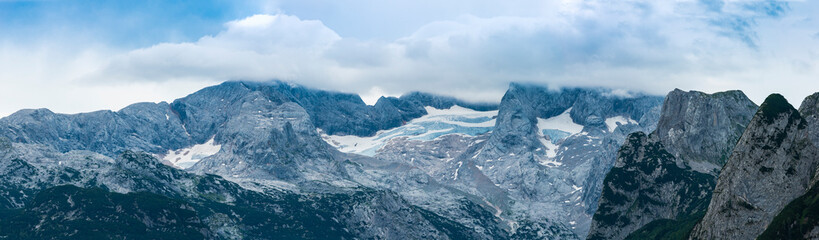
[1,0,818,116]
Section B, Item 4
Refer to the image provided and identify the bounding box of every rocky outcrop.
[689,94,819,240]
[748,92,819,240]
[656,89,758,171]
[186,97,342,182]
[586,89,757,240]
[587,132,715,240]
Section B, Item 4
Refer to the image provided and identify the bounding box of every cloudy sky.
[0,0,817,116]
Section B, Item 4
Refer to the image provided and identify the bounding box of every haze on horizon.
[0,0,817,117]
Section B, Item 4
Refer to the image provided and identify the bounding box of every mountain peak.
[758,93,799,125]
[690,93,817,240]
[655,88,757,167]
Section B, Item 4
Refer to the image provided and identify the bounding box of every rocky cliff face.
[186,98,343,183]
[656,89,758,171]
[725,92,819,240]
[689,94,819,240]
[586,89,757,240]
[799,92,819,148]
[587,132,716,240]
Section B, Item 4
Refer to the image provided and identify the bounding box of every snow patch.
[537,108,584,136]
[454,161,463,180]
[571,185,583,194]
[536,137,562,167]
[538,158,563,168]
[162,137,221,169]
[538,138,560,159]
[605,116,638,132]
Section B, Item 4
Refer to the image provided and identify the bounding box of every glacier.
[321,105,497,156]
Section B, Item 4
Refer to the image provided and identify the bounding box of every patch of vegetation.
[0,185,209,239]
[414,205,484,240]
[591,131,716,240]
[758,94,797,125]
[625,212,704,240]
[758,184,819,240]
[1,151,488,239]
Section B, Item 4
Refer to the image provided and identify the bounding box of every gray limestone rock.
[689,94,819,240]
[655,89,757,170]
[0,102,192,157]
[587,132,715,240]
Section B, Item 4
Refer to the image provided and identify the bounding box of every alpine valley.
[2,80,819,240]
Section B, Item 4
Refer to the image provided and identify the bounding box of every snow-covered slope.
[320,106,497,156]
[159,137,221,169]
[604,116,638,132]
[537,108,584,138]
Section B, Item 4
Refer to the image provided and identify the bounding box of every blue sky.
[0,0,258,47]
[0,0,818,116]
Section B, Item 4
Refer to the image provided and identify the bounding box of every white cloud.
[88,14,341,85]
[1,0,818,117]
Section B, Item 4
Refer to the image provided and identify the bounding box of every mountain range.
[1,80,819,239]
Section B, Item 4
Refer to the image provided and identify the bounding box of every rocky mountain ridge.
[1,80,600,239]
[7,80,819,239]
[0,81,515,239]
